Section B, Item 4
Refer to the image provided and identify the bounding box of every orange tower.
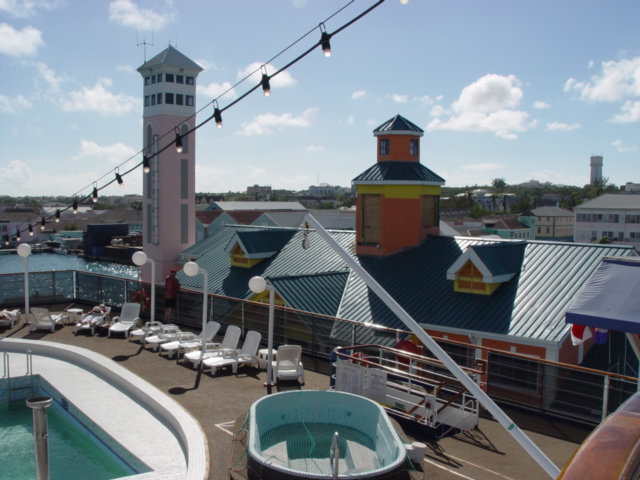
[353,114,445,256]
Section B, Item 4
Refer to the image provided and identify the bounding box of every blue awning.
[565,258,640,334]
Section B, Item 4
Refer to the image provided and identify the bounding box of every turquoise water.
[0,401,133,480]
[0,252,137,279]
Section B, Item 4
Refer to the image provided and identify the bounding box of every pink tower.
[137,46,203,283]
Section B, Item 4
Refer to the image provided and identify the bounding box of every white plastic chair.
[0,309,20,329]
[271,345,305,385]
[143,324,182,352]
[201,330,262,376]
[159,321,221,359]
[30,308,68,333]
[74,306,111,336]
[108,303,141,338]
[129,320,164,343]
[182,325,241,369]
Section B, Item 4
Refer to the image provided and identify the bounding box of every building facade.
[574,194,640,246]
[520,206,574,241]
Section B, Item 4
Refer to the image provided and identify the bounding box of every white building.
[574,194,640,246]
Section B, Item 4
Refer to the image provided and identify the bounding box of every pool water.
[0,401,133,480]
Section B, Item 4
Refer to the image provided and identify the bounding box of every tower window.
[186,76,194,85]
[165,93,174,104]
[186,95,194,106]
[144,77,150,85]
[176,75,184,84]
[144,95,150,106]
[156,93,162,104]
[166,73,174,83]
[151,95,156,105]
[156,73,163,83]
[380,138,389,155]
[151,75,156,84]
[410,139,419,156]
[176,94,184,105]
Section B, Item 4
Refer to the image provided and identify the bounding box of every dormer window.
[380,138,389,155]
[410,139,419,156]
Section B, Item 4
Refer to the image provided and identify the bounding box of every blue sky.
[1,0,639,198]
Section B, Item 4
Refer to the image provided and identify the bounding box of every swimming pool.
[0,398,134,479]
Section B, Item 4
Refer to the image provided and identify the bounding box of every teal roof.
[374,114,423,134]
[470,242,523,277]
[353,161,445,185]
[269,271,350,317]
[227,230,295,258]
[137,45,203,72]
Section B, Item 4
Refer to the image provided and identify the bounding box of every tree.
[492,177,507,191]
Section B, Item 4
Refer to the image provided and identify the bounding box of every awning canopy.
[565,257,640,334]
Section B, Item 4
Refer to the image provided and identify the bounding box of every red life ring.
[133,290,150,312]
[395,339,421,369]
[352,351,369,367]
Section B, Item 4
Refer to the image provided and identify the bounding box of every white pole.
[265,286,275,386]
[18,244,31,324]
[149,258,156,323]
[304,213,560,479]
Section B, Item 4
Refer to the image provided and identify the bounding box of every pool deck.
[1,307,591,480]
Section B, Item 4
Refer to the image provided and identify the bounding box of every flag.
[571,324,592,346]
[594,328,609,344]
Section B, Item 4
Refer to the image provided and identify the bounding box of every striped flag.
[571,324,592,346]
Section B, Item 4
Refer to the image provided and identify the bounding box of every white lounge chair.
[0,309,20,329]
[30,308,68,333]
[129,320,164,343]
[201,330,262,376]
[143,324,182,352]
[74,306,111,336]
[182,325,242,369]
[159,321,221,359]
[271,345,305,385]
[108,303,141,338]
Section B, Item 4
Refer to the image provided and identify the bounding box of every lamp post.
[249,276,275,387]
[183,261,208,365]
[132,251,156,322]
[17,243,32,324]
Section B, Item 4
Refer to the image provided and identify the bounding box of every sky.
[1,0,639,198]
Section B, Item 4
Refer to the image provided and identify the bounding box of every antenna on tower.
[136,29,154,62]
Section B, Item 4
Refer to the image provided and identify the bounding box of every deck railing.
[0,270,637,427]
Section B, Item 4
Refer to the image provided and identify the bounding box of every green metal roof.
[269,271,350,317]
[137,45,203,72]
[352,161,445,185]
[227,230,296,258]
[471,242,524,277]
[373,114,424,134]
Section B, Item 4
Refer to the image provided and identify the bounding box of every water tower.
[590,155,603,186]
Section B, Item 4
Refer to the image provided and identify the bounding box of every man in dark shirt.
[164,269,181,324]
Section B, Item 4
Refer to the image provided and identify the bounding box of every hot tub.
[247,390,408,480]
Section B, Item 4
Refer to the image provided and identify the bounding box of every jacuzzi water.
[0,401,134,480]
[247,390,408,480]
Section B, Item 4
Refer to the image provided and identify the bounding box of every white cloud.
[0,23,44,56]
[611,100,640,123]
[0,94,32,114]
[351,90,366,100]
[0,0,62,17]
[238,107,317,136]
[416,95,442,108]
[71,140,137,164]
[426,74,529,139]
[546,121,580,131]
[533,101,550,109]
[197,81,237,100]
[391,93,407,103]
[611,139,637,153]
[237,62,296,90]
[60,79,139,115]
[33,61,65,92]
[307,145,324,152]
[564,57,640,102]
[108,0,177,30]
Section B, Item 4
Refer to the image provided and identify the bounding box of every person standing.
[164,269,181,324]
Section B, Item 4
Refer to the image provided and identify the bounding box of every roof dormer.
[447,242,524,294]
[225,230,295,268]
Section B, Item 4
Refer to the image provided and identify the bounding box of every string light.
[260,66,271,97]
[3,234,8,245]
[92,184,99,203]
[73,198,78,214]
[55,208,60,223]
[40,217,46,230]
[115,169,124,188]
[175,128,183,153]
[28,223,34,236]
[320,25,332,57]
[16,228,20,242]
[143,155,150,173]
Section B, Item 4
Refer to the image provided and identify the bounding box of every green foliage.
[469,204,488,218]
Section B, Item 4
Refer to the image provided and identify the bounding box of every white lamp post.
[132,251,156,322]
[183,261,208,366]
[249,276,275,387]
[17,243,31,324]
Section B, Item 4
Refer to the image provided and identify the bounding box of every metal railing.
[0,270,637,427]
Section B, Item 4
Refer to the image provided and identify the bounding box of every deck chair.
[129,320,164,343]
[108,303,141,338]
[143,324,182,352]
[271,345,305,385]
[182,325,242,369]
[159,321,221,359]
[74,306,111,336]
[30,308,68,333]
[0,309,20,329]
[201,330,262,376]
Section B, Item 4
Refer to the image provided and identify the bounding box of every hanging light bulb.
[55,208,60,223]
[261,69,271,97]
[92,184,99,203]
[28,223,34,236]
[213,102,223,128]
[175,128,183,153]
[320,31,332,57]
[40,217,46,230]
[16,228,21,242]
[73,198,78,214]
[3,234,8,245]
[115,170,124,188]
[143,154,150,173]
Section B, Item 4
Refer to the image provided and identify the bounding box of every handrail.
[2,352,8,379]
[329,431,339,480]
